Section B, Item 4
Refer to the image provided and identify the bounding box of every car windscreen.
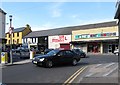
[46,50,59,56]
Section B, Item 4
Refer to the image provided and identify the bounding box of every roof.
[13,27,26,33]
[24,21,117,38]
[0,8,7,14]
[6,27,26,34]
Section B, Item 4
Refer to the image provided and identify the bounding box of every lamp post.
[9,15,13,64]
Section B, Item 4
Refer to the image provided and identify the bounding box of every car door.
[65,50,74,63]
[56,51,67,64]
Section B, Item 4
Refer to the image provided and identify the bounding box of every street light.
[9,15,13,64]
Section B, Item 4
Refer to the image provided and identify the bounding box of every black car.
[72,49,86,58]
[32,49,81,68]
[44,49,54,54]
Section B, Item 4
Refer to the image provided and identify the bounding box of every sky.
[1,2,117,33]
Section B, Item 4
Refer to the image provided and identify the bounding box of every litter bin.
[30,51,35,59]
[1,52,8,64]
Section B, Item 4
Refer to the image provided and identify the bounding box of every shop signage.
[51,35,69,43]
[75,32,117,40]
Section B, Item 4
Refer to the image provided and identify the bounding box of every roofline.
[0,8,7,14]
[30,21,117,32]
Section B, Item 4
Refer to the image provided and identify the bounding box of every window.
[13,33,14,37]
[13,39,14,44]
[9,34,11,38]
[17,33,19,37]
[9,40,10,44]
[17,39,19,44]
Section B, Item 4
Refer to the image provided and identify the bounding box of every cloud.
[50,2,64,18]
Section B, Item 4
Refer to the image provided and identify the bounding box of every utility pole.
[9,15,13,64]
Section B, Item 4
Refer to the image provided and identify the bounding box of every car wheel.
[72,59,77,66]
[81,54,85,58]
[45,61,53,68]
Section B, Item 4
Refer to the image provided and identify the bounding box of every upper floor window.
[17,33,19,37]
[13,33,14,37]
[9,34,11,38]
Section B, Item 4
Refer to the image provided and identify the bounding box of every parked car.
[72,49,86,58]
[20,49,30,59]
[114,49,119,56]
[32,49,81,68]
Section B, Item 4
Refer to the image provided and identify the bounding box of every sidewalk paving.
[0,59,32,67]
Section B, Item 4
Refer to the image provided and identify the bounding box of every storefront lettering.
[52,35,67,42]
[75,32,117,40]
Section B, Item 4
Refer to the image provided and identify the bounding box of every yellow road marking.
[68,66,87,83]
[63,66,87,85]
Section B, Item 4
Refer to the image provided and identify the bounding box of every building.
[6,25,32,49]
[24,21,118,53]
[114,0,120,81]
[71,21,118,54]
[0,8,7,51]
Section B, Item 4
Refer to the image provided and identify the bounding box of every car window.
[58,51,66,56]
[47,50,59,56]
[66,50,74,56]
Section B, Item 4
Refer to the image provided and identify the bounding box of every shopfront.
[48,35,71,49]
[72,24,118,54]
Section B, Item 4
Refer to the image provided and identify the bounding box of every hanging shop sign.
[75,32,118,40]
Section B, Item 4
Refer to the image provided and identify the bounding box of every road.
[2,54,118,84]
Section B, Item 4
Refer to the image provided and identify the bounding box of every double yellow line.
[63,66,87,85]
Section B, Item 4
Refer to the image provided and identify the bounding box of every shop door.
[60,44,70,50]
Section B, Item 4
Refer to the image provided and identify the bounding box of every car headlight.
[39,58,45,61]
[32,58,35,60]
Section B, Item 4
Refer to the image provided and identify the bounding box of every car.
[114,49,119,56]
[44,49,54,54]
[72,49,86,58]
[32,49,81,68]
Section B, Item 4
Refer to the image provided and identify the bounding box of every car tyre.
[72,59,77,66]
[81,54,85,58]
[45,61,53,68]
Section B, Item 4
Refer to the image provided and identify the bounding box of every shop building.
[48,35,71,49]
[71,21,118,54]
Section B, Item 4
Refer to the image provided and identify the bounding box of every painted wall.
[48,35,71,49]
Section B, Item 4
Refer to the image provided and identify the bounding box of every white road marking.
[104,63,115,68]
[102,66,118,77]
[85,72,95,77]
[95,64,102,68]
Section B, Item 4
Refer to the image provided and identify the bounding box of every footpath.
[0,59,32,68]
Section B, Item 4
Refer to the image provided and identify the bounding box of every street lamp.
[9,15,13,64]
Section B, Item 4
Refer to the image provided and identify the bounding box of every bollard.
[1,52,8,64]
[30,51,34,59]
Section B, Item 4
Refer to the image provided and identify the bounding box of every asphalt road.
[2,54,118,84]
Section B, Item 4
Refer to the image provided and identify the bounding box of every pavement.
[0,59,32,68]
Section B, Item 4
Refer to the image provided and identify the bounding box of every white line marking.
[104,63,115,68]
[95,64,102,68]
[102,66,118,77]
[85,72,95,77]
